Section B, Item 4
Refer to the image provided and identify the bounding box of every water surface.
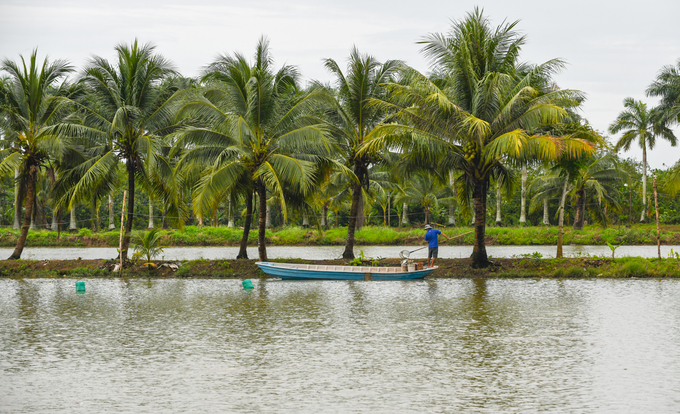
[1,244,677,261]
[1,278,679,413]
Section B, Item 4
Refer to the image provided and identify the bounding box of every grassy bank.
[1,224,679,248]
[2,256,680,279]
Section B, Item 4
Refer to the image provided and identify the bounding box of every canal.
[1,278,679,412]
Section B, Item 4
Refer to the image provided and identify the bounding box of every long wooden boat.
[255,261,437,280]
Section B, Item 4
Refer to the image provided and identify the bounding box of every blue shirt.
[424,229,441,248]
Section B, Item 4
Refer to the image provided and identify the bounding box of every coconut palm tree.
[534,153,623,229]
[0,50,77,259]
[52,40,179,260]
[398,171,455,224]
[531,113,604,256]
[647,58,680,126]
[174,37,333,261]
[608,98,677,222]
[364,9,595,267]
[322,47,402,259]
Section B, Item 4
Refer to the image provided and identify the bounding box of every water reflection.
[1,279,680,413]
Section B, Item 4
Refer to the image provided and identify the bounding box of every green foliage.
[519,251,544,261]
[564,266,587,278]
[131,229,165,263]
[271,227,312,244]
[319,228,347,245]
[606,240,621,258]
[621,259,646,277]
[355,226,421,244]
[349,250,366,266]
[78,228,93,237]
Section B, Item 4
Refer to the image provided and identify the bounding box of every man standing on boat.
[424,224,449,268]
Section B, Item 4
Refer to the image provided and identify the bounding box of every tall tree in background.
[323,47,401,259]
[608,98,677,222]
[0,50,76,259]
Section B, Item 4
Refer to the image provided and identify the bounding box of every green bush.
[272,227,309,244]
[78,228,93,237]
[621,260,646,277]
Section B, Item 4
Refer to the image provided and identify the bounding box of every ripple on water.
[1,278,680,413]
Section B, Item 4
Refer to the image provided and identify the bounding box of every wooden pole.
[653,174,660,259]
[557,172,570,258]
[119,191,127,273]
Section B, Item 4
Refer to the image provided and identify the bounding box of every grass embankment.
[1,224,679,248]
[2,257,679,279]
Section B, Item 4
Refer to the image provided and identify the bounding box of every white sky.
[2,0,679,168]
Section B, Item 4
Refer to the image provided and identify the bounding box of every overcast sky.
[2,0,679,168]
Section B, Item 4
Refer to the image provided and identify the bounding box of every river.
[1,244,679,261]
[1,278,679,413]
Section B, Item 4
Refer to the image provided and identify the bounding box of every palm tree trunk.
[519,163,527,224]
[543,199,550,225]
[257,180,268,261]
[495,184,502,224]
[227,199,234,228]
[265,204,272,228]
[387,193,391,227]
[321,203,328,229]
[302,211,309,228]
[448,171,456,226]
[92,199,99,231]
[401,203,409,225]
[557,172,570,258]
[8,164,37,260]
[237,190,253,259]
[640,146,647,222]
[356,192,364,230]
[108,194,116,230]
[69,207,77,232]
[30,198,37,231]
[148,200,154,229]
[13,169,21,230]
[121,160,135,261]
[51,209,59,231]
[573,188,585,230]
[471,179,491,268]
[342,181,362,259]
[47,169,58,231]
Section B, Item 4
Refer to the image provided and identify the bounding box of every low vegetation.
[2,256,680,279]
[1,224,678,248]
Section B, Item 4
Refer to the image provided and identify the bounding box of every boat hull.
[255,262,435,280]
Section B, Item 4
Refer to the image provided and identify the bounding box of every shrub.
[131,229,164,263]
[272,227,308,244]
[564,266,587,278]
[621,260,646,277]
[78,228,93,237]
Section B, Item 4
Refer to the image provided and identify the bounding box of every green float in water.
[75,281,86,292]
[242,279,254,290]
